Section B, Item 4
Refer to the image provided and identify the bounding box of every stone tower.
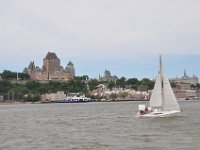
[42,52,63,73]
[104,70,111,78]
[65,61,75,79]
[25,61,36,79]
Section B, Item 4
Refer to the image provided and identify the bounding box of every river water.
[0,101,199,150]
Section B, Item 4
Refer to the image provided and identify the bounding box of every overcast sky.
[0,0,200,79]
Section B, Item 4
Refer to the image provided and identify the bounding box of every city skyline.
[0,52,199,80]
[0,1,200,80]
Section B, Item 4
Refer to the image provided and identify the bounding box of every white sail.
[149,75,162,108]
[163,74,180,111]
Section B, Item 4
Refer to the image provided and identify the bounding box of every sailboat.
[137,56,181,117]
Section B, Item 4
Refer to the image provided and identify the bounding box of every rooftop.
[45,52,58,60]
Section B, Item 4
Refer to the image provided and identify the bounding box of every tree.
[191,83,200,90]
[108,81,115,90]
[140,78,155,90]
[25,80,41,93]
[18,73,30,80]
[88,79,100,91]
[170,81,176,89]
[32,93,41,101]
[1,70,29,80]
[0,80,12,94]
[197,83,200,89]
[64,78,87,93]
[116,77,126,89]
[1,70,15,79]
[126,78,139,89]
[109,93,118,100]
[10,83,29,99]
[48,81,62,93]
[119,92,128,99]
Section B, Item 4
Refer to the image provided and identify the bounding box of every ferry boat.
[41,92,91,103]
[54,95,91,103]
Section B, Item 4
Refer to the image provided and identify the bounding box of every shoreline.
[1,98,200,105]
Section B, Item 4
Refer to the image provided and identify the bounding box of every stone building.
[99,70,118,82]
[170,70,198,99]
[170,69,199,85]
[65,61,75,79]
[42,52,63,73]
[24,52,75,81]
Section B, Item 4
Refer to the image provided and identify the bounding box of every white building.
[41,91,66,102]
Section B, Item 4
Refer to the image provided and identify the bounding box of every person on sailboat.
[139,110,145,115]
[139,107,148,115]
[145,107,148,113]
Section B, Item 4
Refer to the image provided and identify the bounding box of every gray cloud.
[0,0,200,76]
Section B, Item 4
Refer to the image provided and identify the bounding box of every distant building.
[0,75,2,80]
[42,52,63,72]
[0,95,3,102]
[137,85,148,92]
[24,52,75,81]
[65,61,75,79]
[172,70,198,99]
[41,91,66,102]
[176,82,191,90]
[197,90,200,97]
[174,89,197,99]
[171,69,199,85]
[99,70,118,82]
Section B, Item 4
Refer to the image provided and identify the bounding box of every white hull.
[137,110,181,118]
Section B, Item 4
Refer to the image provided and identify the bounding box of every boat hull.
[137,110,181,118]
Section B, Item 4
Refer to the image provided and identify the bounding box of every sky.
[0,0,200,80]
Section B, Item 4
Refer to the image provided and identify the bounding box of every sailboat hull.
[137,110,181,118]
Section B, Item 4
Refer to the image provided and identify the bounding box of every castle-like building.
[171,70,199,99]
[99,70,118,82]
[24,52,75,81]
[170,69,199,86]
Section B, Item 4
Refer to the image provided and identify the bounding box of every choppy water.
[0,101,200,150]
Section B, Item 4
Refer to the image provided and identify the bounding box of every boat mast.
[160,55,164,110]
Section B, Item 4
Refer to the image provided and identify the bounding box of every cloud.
[0,0,200,77]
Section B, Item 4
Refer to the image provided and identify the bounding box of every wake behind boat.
[137,56,181,118]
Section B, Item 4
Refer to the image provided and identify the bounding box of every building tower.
[184,69,187,77]
[65,61,75,79]
[24,61,36,79]
[42,52,63,73]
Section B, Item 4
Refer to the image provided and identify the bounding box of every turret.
[65,61,75,79]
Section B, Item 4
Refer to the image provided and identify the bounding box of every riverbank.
[1,97,200,105]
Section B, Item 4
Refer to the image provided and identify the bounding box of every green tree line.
[0,70,30,80]
[90,77,155,91]
[0,71,156,101]
[0,77,88,101]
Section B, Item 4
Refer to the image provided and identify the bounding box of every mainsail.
[149,74,162,107]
